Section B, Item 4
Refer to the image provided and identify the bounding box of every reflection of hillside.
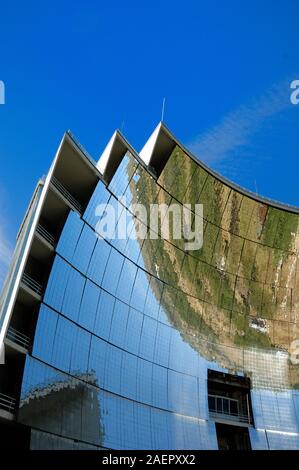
[19,371,104,448]
[126,149,299,387]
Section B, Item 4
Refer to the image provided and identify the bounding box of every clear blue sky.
[0,0,299,285]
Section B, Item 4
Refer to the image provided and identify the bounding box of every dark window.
[216,423,251,450]
[207,369,254,450]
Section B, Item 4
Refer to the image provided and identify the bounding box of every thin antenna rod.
[254,179,258,195]
[161,97,166,121]
[120,119,125,133]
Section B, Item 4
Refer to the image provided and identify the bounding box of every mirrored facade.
[1,124,299,449]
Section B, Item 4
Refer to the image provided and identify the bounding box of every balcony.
[21,273,43,296]
[36,224,55,247]
[0,392,16,415]
[6,327,31,351]
[51,133,100,210]
[50,176,82,214]
[19,273,43,306]
[208,394,252,426]
[31,224,55,266]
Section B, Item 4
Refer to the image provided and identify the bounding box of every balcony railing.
[0,392,16,413]
[208,394,251,425]
[22,273,43,296]
[36,224,55,246]
[6,326,31,350]
[51,176,82,213]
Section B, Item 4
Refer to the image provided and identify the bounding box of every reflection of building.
[0,122,299,449]
[18,371,104,449]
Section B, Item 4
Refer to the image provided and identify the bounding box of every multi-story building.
[0,123,299,449]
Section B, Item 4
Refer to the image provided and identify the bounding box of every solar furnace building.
[0,123,299,450]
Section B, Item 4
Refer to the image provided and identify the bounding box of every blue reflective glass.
[116,258,137,304]
[19,357,66,435]
[86,237,111,286]
[168,328,199,375]
[276,391,298,432]
[168,370,199,417]
[294,392,299,426]
[119,399,137,449]
[70,327,91,376]
[143,277,163,320]
[108,153,138,198]
[81,387,103,446]
[96,194,120,243]
[135,404,152,449]
[78,280,100,331]
[152,364,168,409]
[44,256,71,312]
[51,316,77,372]
[88,335,107,388]
[151,409,170,449]
[33,304,58,363]
[139,316,157,361]
[84,179,110,228]
[168,413,185,449]
[122,211,145,263]
[56,211,83,261]
[104,345,122,395]
[136,359,152,406]
[21,357,104,446]
[154,322,171,367]
[93,289,115,340]
[171,330,200,376]
[121,353,138,400]
[249,429,269,450]
[105,196,127,253]
[61,267,85,323]
[101,392,122,449]
[101,248,124,295]
[266,431,299,450]
[130,268,149,312]
[124,307,143,354]
[72,224,96,274]
[109,299,129,347]
[20,356,62,401]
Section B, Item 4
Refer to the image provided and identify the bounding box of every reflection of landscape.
[126,146,299,388]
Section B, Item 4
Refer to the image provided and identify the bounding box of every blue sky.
[0,0,299,285]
